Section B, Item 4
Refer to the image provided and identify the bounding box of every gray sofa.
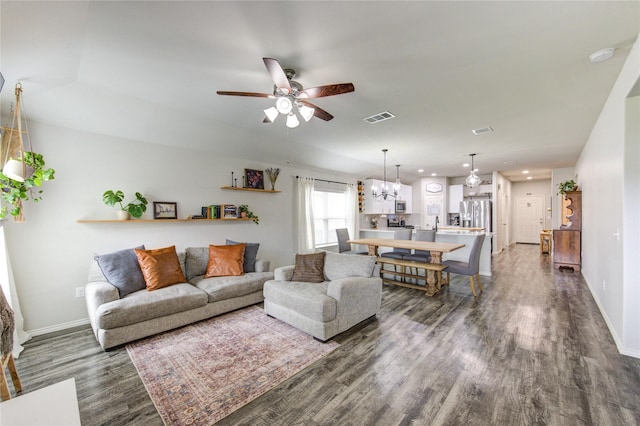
[86,247,273,349]
[263,252,382,341]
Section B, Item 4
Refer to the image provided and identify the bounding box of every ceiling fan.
[217,57,355,128]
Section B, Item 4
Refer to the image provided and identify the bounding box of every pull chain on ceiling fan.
[217,58,355,128]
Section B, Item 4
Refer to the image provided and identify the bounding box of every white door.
[515,196,544,244]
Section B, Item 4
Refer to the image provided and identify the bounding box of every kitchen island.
[358,227,492,276]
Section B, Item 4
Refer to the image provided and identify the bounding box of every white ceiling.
[1,1,638,183]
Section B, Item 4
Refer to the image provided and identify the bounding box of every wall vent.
[472,126,493,135]
[364,111,395,124]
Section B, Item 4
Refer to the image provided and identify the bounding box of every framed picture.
[245,169,264,189]
[153,202,178,219]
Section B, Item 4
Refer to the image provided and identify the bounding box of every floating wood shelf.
[220,186,281,193]
[77,218,253,223]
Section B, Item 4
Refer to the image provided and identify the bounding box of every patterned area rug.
[126,305,339,425]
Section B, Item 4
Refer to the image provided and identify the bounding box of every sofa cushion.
[185,247,208,281]
[324,252,376,281]
[94,245,146,298]
[192,272,274,302]
[95,283,207,329]
[263,280,336,323]
[135,246,187,290]
[291,252,326,283]
[205,244,245,277]
[226,239,260,273]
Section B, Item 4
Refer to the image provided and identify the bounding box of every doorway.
[515,196,544,244]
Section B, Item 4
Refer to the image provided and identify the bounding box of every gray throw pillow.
[94,245,146,298]
[226,239,260,273]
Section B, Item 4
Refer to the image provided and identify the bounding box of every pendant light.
[465,153,482,188]
[393,164,401,194]
[371,149,397,200]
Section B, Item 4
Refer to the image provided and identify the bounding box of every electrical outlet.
[75,287,85,298]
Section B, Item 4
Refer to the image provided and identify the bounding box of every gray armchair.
[443,234,485,297]
[263,252,382,341]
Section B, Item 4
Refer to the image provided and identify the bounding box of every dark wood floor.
[11,244,640,425]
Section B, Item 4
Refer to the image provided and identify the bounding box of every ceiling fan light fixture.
[276,96,293,114]
[286,112,299,128]
[298,104,315,122]
[264,106,279,122]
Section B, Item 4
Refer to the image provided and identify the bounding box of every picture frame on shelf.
[153,202,178,219]
[245,169,264,189]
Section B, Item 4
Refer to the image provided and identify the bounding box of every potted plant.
[557,180,578,195]
[102,190,148,220]
[0,151,56,221]
[238,204,259,225]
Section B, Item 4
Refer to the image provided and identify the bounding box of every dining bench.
[376,257,448,296]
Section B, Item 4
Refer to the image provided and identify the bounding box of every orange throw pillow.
[205,244,246,277]
[134,245,187,291]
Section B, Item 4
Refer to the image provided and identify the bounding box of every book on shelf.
[222,204,237,219]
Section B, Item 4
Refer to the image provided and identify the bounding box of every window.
[313,189,347,247]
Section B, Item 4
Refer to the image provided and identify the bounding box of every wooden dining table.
[348,237,465,296]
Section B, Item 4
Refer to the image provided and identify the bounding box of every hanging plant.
[0,151,56,220]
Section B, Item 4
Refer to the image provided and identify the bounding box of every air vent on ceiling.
[472,126,494,135]
[364,111,396,124]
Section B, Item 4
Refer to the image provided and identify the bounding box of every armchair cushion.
[323,251,376,280]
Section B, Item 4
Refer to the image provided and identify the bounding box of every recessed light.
[589,48,615,63]
[418,169,424,173]
[522,170,529,174]
[527,176,533,180]
[431,173,437,177]
[462,163,470,168]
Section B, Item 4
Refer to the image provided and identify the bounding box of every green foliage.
[557,180,578,195]
[102,190,148,218]
[238,204,259,225]
[0,151,56,219]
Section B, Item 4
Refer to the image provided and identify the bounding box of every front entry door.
[515,196,544,244]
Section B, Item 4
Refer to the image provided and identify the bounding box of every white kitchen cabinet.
[402,184,413,213]
[448,184,463,213]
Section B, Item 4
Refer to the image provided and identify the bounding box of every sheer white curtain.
[345,183,358,240]
[0,224,30,357]
[296,177,316,253]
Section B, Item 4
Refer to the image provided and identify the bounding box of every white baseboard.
[582,275,639,359]
[28,318,90,337]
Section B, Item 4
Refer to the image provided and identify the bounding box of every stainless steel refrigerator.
[459,200,492,231]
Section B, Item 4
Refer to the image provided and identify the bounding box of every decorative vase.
[116,210,130,221]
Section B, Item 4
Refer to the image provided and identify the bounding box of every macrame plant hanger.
[1,83,34,221]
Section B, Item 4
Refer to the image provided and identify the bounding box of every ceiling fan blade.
[263,58,292,92]
[217,91,273,98]
[300,100,334,121]
[299,83,355,99]
[263,116,273,123]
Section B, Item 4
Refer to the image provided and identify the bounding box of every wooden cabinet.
[553,230,581,271]
[553,191,582,270]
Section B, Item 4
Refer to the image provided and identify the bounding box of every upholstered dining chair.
[336,228,368,255]
[1,288,23,401]
[380,228,413,280]
[402,229,436,262]
[443,234,485,297]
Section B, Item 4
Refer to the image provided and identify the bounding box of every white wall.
[576,34,640,357]
[3,121,357,334]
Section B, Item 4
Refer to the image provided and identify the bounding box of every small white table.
[0,378,81,425]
